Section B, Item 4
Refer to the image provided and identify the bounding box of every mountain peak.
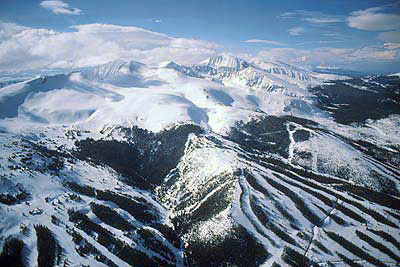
[201,55,249,71]
[81,59,145,81]
[158,60,180,69]
[103,59,145,72]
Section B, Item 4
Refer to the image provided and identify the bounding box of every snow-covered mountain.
[201,55,250,70]
[80,60,147,81]
[1,56,334,134]
[1,56,399,267]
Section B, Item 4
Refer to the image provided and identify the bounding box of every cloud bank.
[0,23,219,72]
[0,22,398,74]
[256,45,399,69]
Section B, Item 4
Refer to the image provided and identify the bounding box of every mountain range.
[0,55,399,267]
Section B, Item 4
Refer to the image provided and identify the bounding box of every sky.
[0,0,399,74]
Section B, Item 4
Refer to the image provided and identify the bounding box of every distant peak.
[201,55,249,71]
[80,59,146,80]
[101,59,144,70]
[158,61,180,69]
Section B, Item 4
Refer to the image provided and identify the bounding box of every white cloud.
[146,18,163,23]
[256,45,399,68]
[349,46,398,61]
[169,38,220,49]
[40,1,82,15]
[296,40,343,45]
[70,24,172,50]
[244,39,286,46]
[305,17,342,24]
[288,27,305,36]
[0,22,219,72]
[347,7,400,31]
[384,42,400,50]
[0,22,29,41]
[280,10,343,24]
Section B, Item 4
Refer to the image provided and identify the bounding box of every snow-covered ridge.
[389,72,400,77]
[200,54,250,71]
[171,55,346,92]
[251,60,312,81]
[80,59,146,81]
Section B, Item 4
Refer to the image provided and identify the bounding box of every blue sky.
[0,0,399,73]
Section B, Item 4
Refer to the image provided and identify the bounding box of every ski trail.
[304,198,339,264]
[287,123,296,164]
